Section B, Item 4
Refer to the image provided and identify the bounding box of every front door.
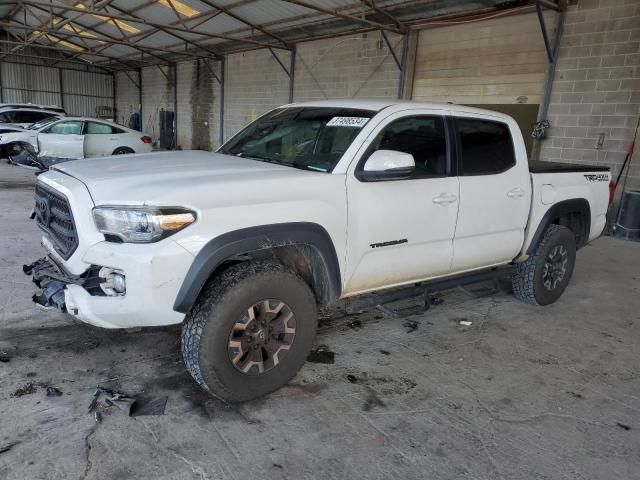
[450,113,531,272]
[344,110,459,296]
[38,120,85,159]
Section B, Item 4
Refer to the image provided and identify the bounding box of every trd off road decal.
[584,174,609,182]
[370,239,408,249]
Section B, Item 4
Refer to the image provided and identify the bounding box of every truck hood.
[51,150,323,206]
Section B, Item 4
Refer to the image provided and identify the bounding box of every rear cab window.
[455,118,516,175]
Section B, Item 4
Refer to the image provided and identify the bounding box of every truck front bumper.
[27,239,194,329]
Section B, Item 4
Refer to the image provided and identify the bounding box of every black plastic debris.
[0,442,20,455]
[379,349,391,356]
[130,396,168,417]
[0,352,10,363]
[617,422,631,431]
[46,386,63,397]
[346,374,358,384]
[307,345,335,364]
[403,320,419,333]
[89,385,167,417]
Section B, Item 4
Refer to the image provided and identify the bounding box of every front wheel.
[512,224,576,306]
[181,261,317,402]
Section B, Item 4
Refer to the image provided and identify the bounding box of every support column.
[173,62,178,150]
[219,57,225,146]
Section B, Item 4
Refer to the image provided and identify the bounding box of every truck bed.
[529,161,610,173]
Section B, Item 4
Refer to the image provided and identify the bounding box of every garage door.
[411,11,556,153]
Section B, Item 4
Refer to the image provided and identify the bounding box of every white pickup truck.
[26,100,611,402]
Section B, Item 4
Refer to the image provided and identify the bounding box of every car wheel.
[113,147,134,155]
[181,261,317,402]
[512,224,576,306]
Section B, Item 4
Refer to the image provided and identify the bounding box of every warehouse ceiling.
[0,0,561,71]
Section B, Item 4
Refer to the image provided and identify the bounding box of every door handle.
[506,188,525,198]
[432,194,458,205]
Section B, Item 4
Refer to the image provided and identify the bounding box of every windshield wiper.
[234,152,283,165]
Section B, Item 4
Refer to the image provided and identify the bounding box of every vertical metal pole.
[537,10,565,124]
[397,34,409,99]
[289,47,296,103]
[112,72,116,122]
[173,62,178,150]
[219,57,225,146]
[138,67,143,132]
[0,59,4,103]
[532,8,566,161]
[58,67,64,109]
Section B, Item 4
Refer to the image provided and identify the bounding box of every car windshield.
[218,107,376,172]
[28,116,59,130]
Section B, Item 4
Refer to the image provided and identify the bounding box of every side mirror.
[356,149,415,182]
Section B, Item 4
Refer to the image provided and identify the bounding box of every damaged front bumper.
[24,256,103,311]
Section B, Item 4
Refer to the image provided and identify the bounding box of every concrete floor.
[0,159,639,480]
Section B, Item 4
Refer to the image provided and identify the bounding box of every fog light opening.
[98,267,126,296]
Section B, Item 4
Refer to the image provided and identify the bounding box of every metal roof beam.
[17,1,286,50]
[196,0,291,48]
[0,39,133,70]
[279,0,404,34]
[0,21,207,63]
[103,3,224,60]
[360,0,405,30]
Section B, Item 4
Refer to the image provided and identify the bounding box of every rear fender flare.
[526,198,591,254]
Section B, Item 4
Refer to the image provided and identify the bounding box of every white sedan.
[0,116,153,162]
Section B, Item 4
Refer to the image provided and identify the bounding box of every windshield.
[219,107,376,172]
[28,116,59,130]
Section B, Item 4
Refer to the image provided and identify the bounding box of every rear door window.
[456,118,516,176]
[86,122,115,134]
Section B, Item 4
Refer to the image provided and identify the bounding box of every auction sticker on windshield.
[326,117,369,128]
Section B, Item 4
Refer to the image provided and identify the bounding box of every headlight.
[93,206,196,243]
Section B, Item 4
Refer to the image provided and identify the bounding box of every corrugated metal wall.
[0,55,114,117]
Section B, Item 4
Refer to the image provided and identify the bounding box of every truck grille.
[34,183,78,260]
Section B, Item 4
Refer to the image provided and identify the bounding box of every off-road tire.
[181,261,317,402]
[512,224,576,306]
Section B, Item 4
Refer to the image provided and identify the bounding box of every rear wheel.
[181,261,317,402]
[512,224,576,306]
[113,147,134,155]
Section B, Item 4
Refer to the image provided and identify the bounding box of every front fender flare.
[173,222,342,314]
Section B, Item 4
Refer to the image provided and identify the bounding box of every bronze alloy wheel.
[227,299,297,375]
[542,245,568,291]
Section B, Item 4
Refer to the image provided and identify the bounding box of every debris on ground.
[348,319,362,329]
[11,383,39,397]
[346,374,358,384]
[0,442,20,455]
[379,349,391,355]
[89,385,167,417]
[130,396,168,417]
[459,320,473,326]
[363,389,386,411]
[307,345,335,364]
[617,422,631,431]
[403,320,419,333]
[429,295,444,306]
[0,351,10,363]
[376,304,400,319]
[567,391,584,399]
[46,386,63,397]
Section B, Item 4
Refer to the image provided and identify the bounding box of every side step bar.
[345,266,513,314]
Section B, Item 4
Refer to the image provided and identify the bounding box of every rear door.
[450,113,531,272]
[38,120,85,159]
[84,121,123,157]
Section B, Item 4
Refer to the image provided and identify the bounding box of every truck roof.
[285,99,514,122]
